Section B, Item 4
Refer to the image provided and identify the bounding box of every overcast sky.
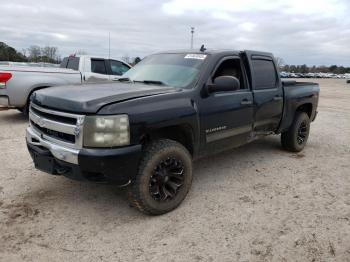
[1,0,350,65]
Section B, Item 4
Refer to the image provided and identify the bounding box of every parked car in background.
[280,71,290,78]
[0,55,131,114]
[0,62,59,68]
[60,55,131,81]
[281,71,350,79]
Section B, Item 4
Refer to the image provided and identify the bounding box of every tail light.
[0,72,12,89]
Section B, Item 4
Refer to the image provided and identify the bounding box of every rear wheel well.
[27,86,49,104]
[23,86,49,114]
[142,125,194,156]
[296,103,312,118]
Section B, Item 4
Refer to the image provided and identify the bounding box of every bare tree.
[21,48,27,57]
[121,55,131,64]
[275,57,285,69]
[42,46,58,61]
[27,45,41,62]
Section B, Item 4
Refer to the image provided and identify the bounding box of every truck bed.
[0,66,82,108]
[0,65,80,74]
[278,81,320,133]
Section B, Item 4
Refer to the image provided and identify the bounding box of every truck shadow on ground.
[8,135,289,224]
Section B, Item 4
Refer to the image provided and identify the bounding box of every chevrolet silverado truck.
[26,50,319,215]
[0,55,130,114]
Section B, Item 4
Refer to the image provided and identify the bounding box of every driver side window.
[212,58,245,90]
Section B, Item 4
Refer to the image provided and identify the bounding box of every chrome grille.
[29,103,85,149]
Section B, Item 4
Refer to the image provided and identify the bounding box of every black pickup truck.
[26,49,319,215]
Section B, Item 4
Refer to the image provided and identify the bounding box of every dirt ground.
[0,79,349,262]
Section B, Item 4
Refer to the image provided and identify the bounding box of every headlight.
[83,115,130,147]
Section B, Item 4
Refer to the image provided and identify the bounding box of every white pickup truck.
[0,55,131,114]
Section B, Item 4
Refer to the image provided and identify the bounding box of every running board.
[248,131,275,142]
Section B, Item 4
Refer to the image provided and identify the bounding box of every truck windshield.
[122,53,207,88]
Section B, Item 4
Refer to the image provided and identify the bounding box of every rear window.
[252,59,277,89]
[91,59,107,75]
[60,57,68,68]
[60,57,80,71]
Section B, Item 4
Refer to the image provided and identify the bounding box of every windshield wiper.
[134,80,168,86]
[117,77,132,82]
[117,78,167,86]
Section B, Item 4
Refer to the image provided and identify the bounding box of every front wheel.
[281,112,310,152]
[128,139,193,215]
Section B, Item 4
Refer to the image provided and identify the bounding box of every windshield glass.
[122,53,207,88]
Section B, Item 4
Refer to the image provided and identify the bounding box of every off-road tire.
[281,112,310,152]
[128,139,192,215]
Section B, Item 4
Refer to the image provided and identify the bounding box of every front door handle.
[241,99,253,105]
[273,96,283,101]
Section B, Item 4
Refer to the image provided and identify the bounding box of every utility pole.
[190,27,195,49]
[108,32,111,60]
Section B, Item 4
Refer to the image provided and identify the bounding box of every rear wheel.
[22,102,30,116]
[128,139,192,215]
[281,112,310,152]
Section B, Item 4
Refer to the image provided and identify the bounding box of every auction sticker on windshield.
[184,54,207,60]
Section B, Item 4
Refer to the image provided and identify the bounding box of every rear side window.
[252,59,277,89]
[91,59,107,75]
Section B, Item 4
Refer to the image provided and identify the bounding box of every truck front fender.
[98,96,200,157]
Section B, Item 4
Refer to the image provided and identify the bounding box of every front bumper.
[26,127,142,185]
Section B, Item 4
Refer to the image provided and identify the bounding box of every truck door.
[199,56,254,154]
[244,51,283,132]
[84,58,110,82]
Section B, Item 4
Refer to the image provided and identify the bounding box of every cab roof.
[153,49,274,58]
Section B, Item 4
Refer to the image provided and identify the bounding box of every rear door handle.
[273,96,282,101]
[241,99,253,105]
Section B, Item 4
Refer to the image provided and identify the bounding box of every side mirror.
[207,76,240,93]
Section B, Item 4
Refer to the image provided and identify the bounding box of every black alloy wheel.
[297,121,308,145]
[149,157,185,201]
[128,139,193,215]
[281,111,310,152]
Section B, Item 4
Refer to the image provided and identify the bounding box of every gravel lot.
[0,79,349,262]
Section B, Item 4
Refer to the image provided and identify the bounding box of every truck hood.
[32,82,180,113]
